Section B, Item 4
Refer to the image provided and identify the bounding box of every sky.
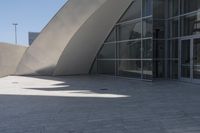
[0,0,67,45]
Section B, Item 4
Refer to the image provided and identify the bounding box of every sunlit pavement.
[0,76,200,133]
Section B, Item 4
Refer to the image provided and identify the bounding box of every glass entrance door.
[180,38,200,82]
[193,38,200,80]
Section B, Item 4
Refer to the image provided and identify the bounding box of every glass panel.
[90,60,97,74]
[105,27,116,42]
[153,20,165,39]
[181,66,190,78]
[153,60,165,78]
[168,0,179,17]
[143,0,152,17]
[153,0,166,19]
[172,60,179,79]
[181,40,190,78]
[153,40,165,59]
[143,18,153,38]
[168,18,179,38]
[98,43,115,59]
[119,0,142,22]
[180,12,200,36]
[118,41,141,59]
[193,38,200,79]
[167,60,179,79]
[167,40,178,59]
[143,39,153,59]
[143,60,153,79]
[118,60,141,78]
[118,21,142,41]
[181,0,200,14]
[97,60,115,75]
[193,66,200,79]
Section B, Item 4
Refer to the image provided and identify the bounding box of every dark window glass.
[143,39,153,59]
[193,66,200,79]
[153,20,165,39]
[98,43,115,59]
[118,60,141,78]
[193,38,200,66]
[153,60,165,78]
[105,27,116,42]
[181,40,190,78]
[143,0,152,17]
[193,38,200,79]
[168,18,179,38]
[119,0,142,22]
[168,0,179,17]
[167,40,178,59]
[143,60,153,79]
[118,41,141,59]
[167,60,179,79]
[153,40,165,59]
[181,0,200,14]
[143,18,153,38]
[118,21,142,41]
[153,0,166,19]
[97,60,115,75]
[180,13,200,36]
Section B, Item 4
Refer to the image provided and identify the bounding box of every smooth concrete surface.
[0,43,27,78]
[0,76,200,133]
[54,0,132,75]
[16,0,108,76]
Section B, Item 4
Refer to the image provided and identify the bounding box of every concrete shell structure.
[0,43,27,77]
[15,0,133,76]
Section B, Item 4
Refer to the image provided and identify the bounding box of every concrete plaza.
[0,76,200,133]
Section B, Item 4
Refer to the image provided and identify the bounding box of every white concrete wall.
[0,43,27,77]
[16,0,107,75]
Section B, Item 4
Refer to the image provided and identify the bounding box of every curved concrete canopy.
[53,0,133,75]
[16,0,108,75]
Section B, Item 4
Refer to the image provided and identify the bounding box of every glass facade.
[91,0,200,82]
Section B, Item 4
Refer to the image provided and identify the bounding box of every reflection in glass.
[180,12,200,36]
[153,0,166,19]
[168,18,179,37]
[105,28,116,42]
[118,60,141,78]
[153,20,165,39]
[98,60,115,75]
[143,0,152,17]
[98,43,115,59]
[193,39,200,66]
[193,39,200,79]
[118,41,141,59]
[153,61,165,78]
[181,0,200,14]
[118,21,142,40]
[193,66,200,79]
[143,18,153,38]
[119,0,141,22]
[143,39,152,59]
[153,40,165,59]
[167,40,178,59]
[168,0,179,17]
[143,61,153,79]
[181,40,190,78]
[167,60,179,79]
